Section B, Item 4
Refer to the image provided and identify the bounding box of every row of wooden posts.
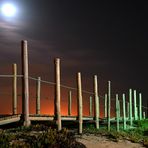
[4,40,146,134]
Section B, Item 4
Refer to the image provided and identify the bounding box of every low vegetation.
[0,124,85,148]
[0,119,147,147]
[83,119,148,147]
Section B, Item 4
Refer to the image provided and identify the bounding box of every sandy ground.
[76,134,145,148]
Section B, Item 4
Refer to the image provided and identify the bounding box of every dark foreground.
[0,119,148,148]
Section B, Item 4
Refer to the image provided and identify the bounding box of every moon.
[1,3,17,17]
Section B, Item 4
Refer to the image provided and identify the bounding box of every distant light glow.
[1,3,17,17]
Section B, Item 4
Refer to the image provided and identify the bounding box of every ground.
[77,134,145,148]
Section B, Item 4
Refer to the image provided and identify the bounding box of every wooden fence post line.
[122,94,126,130]
[77,72,83,134]
[54,58,61,131]
[139,93,142,120]
[129,89,133,126]
[12,63,17,115]
[89,96,92,116]
[107,81,111,131]
[36,77,41,114]
[94,75,99,129]
[134,90,138,120]
[105,93,107,118]
[21,40,31,126]
[116,94,119,132]
[68,91,72,116]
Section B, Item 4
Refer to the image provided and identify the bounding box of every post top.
[21,40,27,43]
[54,58,60,63]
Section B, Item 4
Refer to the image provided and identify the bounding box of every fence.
[0,40,148,134]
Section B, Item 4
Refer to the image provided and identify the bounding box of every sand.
[76,134,145,148]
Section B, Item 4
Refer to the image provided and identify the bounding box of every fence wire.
[0,74,148,110]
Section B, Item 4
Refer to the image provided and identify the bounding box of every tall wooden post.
[94,75,99,129]
[127,102,129,120]
[21,40,30,126]
[134,90,138,120]
[12,63,17,115]
[77,72,83,134]
[139,93,142,120]
[129,89,133,126]
[122,94,126,130]
[36,77,41,115]
[118,100,120,119]
[107,81,111,131]
[89,96,92,116]
[68,91,72,116]
[116,94,119,132]
[105,93,107,118]
[54,58,61,131]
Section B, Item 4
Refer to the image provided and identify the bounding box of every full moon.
[1,3,17,17]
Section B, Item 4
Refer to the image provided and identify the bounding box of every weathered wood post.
[68,91,72,116]
[105,93,107,118]
[54,58,61,131]
[89,96,92,116]
[118,100,120,119]
[129,89,133,126]
[139,93,142,120]
[36,77,41,115]
[77,72,83,134]
[127,102,129,120]
[122,94,126,130]
[134,90,138,120]
[136,106,138,120]
[116,94,119,132]
[107,81,111,131]
[12,63,17,115]
[94,75,99,129]
[143,112,146,119]
[21,40,31,126]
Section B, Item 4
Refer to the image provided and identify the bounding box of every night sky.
[0,0,148,115]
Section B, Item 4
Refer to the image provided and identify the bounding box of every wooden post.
[36,77,41,114]
[105,93,107,118]
[107,81,111,131]
[54,58,61,131]
[118,100,120,120]
[139,93,142,120]
[143,112,146,119]
[77,72,83,134]
[122,94,126,130]
[89,96,92,116]
[116,94,119,132]
[136,106,138,120]
[12,63,17,115]
[134,90,138,120]
[129,89,133,126]
[127,102,129,120]
[68,91,72,116]
[21,40,30,126]
[94,75,99,129]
